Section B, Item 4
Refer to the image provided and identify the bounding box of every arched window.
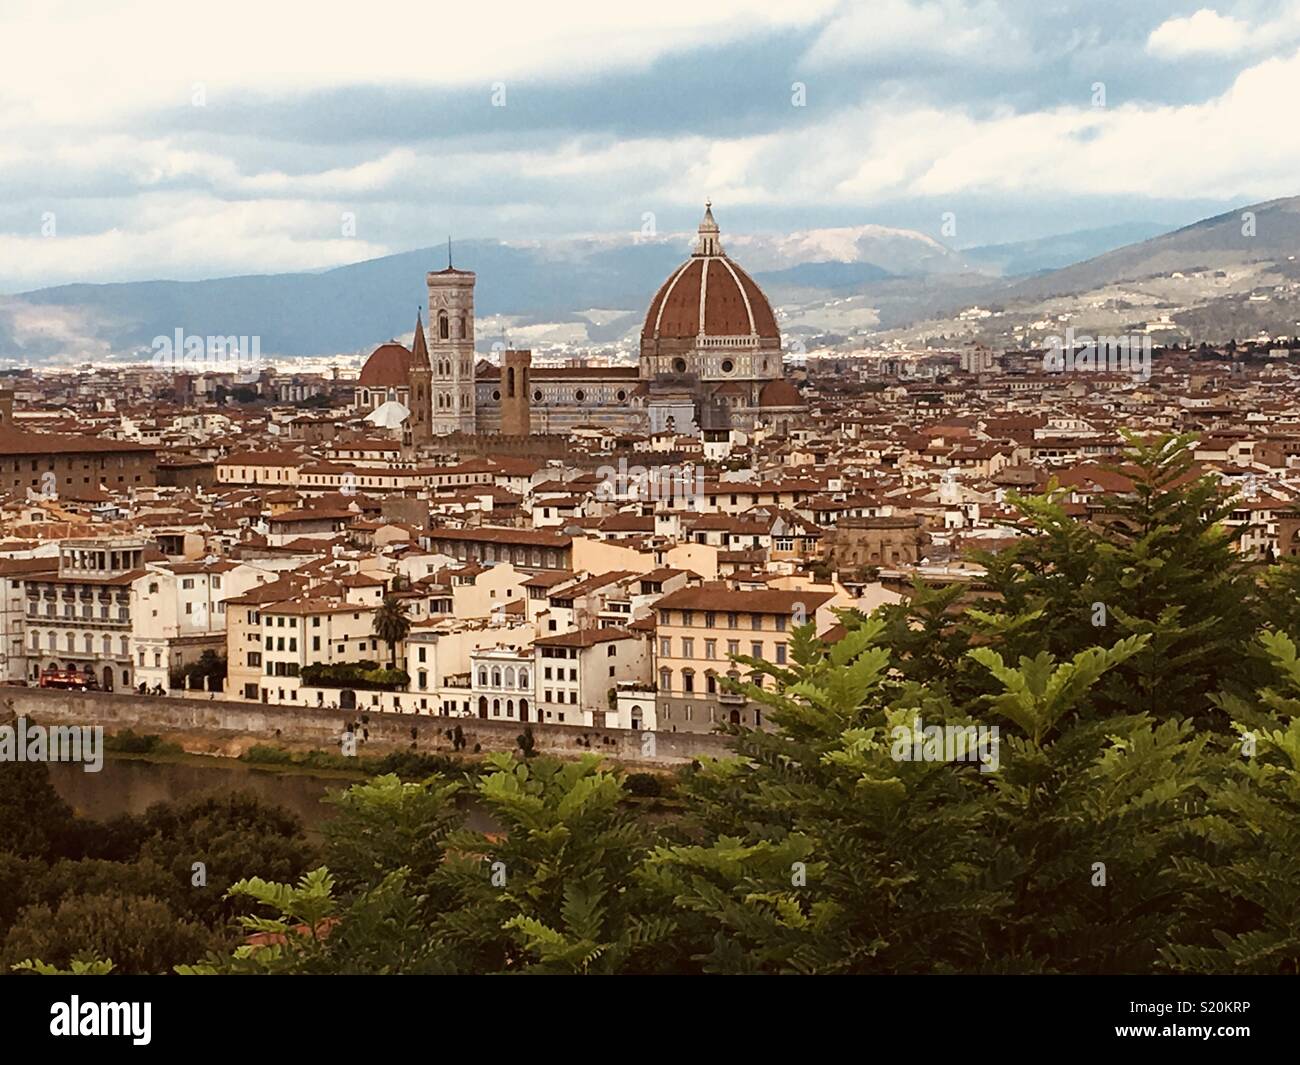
[504,667,515,689]
[101,635,111,655]
[518,668,529,688]
[457,315,466,338]
[120,637,128,655]
[83,634,93,653]
[438,312,449,340]
[506,699,514,717]
[491,667,501,688]
[682,669,695,693]
[492,699,500,716]
[478,668,488,687]
[66,634,75,652]
[507,367,516,398]
[659,667,671,692]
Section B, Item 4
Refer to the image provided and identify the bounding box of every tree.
[433,755,671,974]
[3,894,215,976]
[133,792,316,926]
[0,733,76,860]
[372,595,411,669]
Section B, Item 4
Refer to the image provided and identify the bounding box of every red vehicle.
[38,669,100,691]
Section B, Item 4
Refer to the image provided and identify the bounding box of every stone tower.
[407,311,433,445]
[500,349,532,436]
[426,256,477,435]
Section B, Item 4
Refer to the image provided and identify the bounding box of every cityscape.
[0,0,1297,1028]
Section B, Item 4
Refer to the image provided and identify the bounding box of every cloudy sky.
[3,0,1299,292]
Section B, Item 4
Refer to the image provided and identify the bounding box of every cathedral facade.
[353,205,803,440]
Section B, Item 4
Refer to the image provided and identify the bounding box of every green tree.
[372,595,411,669]
[2,894,215,976]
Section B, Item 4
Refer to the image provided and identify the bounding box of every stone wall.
[2,687,733,766]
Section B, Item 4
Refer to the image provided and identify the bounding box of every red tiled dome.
[759,379,802,407]
[642,205,779,342]
[358,342,412,388]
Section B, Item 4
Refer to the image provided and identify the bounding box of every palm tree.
[372,595,411,669]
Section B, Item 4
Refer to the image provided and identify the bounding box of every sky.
[3,0,1300,292]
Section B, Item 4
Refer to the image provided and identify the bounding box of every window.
[705,639,717,659]
[659,668,671,691]
[727,613,738,629]
[659,637,671,657]
[682,610,694,626]
[751,642,763,658]
[751,614,763,630]
[775,615,787,632]
[682,670,695,693]
[775,643,787,665]
[681,638,694,658]
[705,612,716,627]
[727,640,739,657]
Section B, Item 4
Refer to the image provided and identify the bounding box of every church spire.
[412,308,429,366]
[693,200,722,256]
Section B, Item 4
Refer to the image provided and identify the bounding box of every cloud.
[804,0,1021,65]
[1146,8,1255,57]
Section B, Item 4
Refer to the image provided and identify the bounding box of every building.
[352,204,805,440]
[18,537,152,690]
[131,560,274,693]
[652,585,842,733]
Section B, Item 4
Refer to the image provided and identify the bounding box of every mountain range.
[3,196,1299,364]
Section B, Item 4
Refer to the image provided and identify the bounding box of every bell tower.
[408,311,432,445]
[427,244,477,435]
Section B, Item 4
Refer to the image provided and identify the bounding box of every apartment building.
[258,598,381,705]
[533,626,651,727]
[131,559,274,692]
[652,585,840,733]
[17,537,151,690]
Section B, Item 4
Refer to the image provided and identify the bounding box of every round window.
[673,357,687,373]
[616,390,627,402]
[574,389,586,401]
[721,359,734,373]
[533,389,543,401]
[492,390,501,401]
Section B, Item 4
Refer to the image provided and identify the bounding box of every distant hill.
[1007,197,1300,300]
[960,222,1172,278]
[4,199,1294,362]
[0,224,974,362]
[858,195,1300,348]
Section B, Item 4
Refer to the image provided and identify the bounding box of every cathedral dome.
[642,204,780,342]
[358,342,412,388]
